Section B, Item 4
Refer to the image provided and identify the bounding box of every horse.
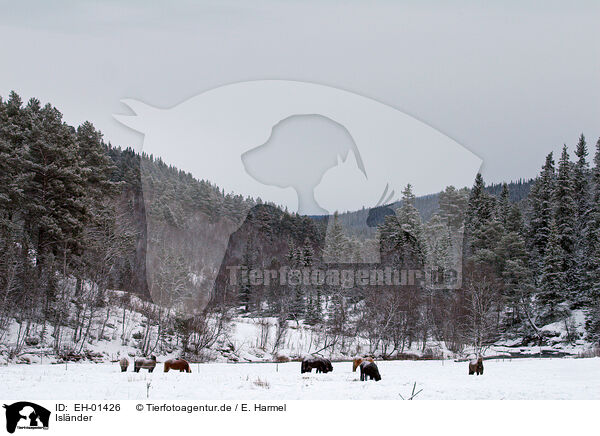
[164,358,191,373]
[468,356,484,375]
[301,357,333,374]
[134,355,157,373]
[359,361,381,381]
[119,357,129,372]
[352,356,374,372]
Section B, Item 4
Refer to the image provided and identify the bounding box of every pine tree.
[76,121,117,200]
[438,185,468,230]
[0,98,11,216]
[22,102,88,307]
[0,93,29,225]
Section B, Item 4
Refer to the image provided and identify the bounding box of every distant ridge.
[334,178,533,237]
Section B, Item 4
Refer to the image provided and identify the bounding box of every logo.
[3,402,50,434]
[114,80,480,313]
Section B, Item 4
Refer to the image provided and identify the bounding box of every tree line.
[1,91,599,360]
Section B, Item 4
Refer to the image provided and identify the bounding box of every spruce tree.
[239,237,255,312]
[554,146,577,299]
[497,183,511,227]
[528,153,556,276]
[539,219,564,321]
[573,134,590,223]
[585,138,600,332]
[570,134,591,301]
[323,211,349,263]
[466,174,495,232]
[465,174,497,261]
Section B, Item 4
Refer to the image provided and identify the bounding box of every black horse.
[301,357,333,374]
[359,361,381,381]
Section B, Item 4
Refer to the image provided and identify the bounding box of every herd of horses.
[118,355,484,380]
[119,356,191,373]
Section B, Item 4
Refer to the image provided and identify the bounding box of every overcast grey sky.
[1,0,599,188]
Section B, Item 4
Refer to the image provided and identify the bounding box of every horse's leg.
[149,367,154,373]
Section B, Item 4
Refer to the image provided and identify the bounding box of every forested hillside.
[338,179,533,239]
[1,92,599,363]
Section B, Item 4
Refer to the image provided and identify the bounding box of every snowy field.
[1,357,599,400]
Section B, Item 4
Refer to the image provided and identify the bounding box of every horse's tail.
[187,363,192,373]
[164,362,169,372]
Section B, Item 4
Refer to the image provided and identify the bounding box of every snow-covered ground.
[1,357,598,400]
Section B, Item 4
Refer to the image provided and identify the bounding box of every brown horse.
[119,357,129,372]
[352,357,374,372]
[164,358,191,373]
[468,356,484,375]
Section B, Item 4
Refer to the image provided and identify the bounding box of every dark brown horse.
[119,357,129,372]
[134,355,157,373]
[164,358,191,373]
[359,361,381,381]
[468,356,484,375]
[301,357,333,374]
[352,357,374,372]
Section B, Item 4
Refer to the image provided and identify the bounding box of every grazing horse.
[119,357,129,372]
[164,358,191,373]
[301,357,333,374]
[134,355,157,373]
[468,356,484,375]
[359,361,381,381]
[352,356,374,372]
